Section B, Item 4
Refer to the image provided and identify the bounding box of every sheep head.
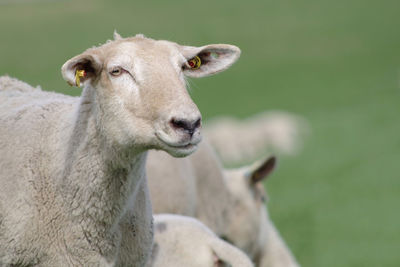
[61,33,240,157]
[222,156,276,258]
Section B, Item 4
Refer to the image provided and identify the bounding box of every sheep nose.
[170,117,201,137]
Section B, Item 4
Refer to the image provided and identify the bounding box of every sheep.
[222,157,299,267]
[147,140,299,267]
[146,214,254,267]
[204,111,309,165]
[0,32,241,266]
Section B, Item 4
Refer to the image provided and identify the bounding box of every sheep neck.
[60,85,147,237]
[191,143,234,236]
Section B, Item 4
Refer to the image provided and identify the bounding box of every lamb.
[146,214,254,267]
[147,140,299,267]
[0,32,240,266]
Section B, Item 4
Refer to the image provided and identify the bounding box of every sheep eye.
[110,67,123,76]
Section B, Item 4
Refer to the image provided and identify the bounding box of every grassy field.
[1,0,399,266]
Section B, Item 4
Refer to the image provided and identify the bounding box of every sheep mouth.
[165,142,195,149]
[160,140,198,157]
[155,132,200,156]
[159,138,198,151]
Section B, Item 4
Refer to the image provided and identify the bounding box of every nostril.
[194,118,201,129]
[170,118,189,131]
[170,117,201,136]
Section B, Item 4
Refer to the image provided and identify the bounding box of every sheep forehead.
[133,39,186,71]
[229,167,267,197]
[105,44,135,68]
[103,39,186,81]
[225,169,249,195]
[225,169,264,217]
[107,38,184,64]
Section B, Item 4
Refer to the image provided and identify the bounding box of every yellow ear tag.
[188,56,201,69]
[75,69,86,87]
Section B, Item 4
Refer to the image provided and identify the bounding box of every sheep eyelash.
[110,67,137,82]
[109,67,125,76]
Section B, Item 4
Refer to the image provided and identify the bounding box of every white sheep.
[147,140,299,267]
[223,157,299,267]
[146,214,254,267]
[0,32,240,266]
[204,111,309,165]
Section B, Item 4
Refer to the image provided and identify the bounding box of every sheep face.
[61,34,240,157]
[223,157,276,260]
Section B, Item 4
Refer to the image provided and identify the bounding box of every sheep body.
[146,150,196,216]
[204,112,309,165]
[147,214,254,267]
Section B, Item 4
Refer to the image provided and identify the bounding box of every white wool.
[147,214,254,267]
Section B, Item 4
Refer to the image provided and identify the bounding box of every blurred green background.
[1,0,399,266]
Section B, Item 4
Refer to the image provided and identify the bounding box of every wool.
[147,214,254,267]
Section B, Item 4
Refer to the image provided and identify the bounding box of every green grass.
[1,0,399,265]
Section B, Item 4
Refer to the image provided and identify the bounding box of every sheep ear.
[249,156,276,184]
[61,52,102,87]
[180,44,241,78]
